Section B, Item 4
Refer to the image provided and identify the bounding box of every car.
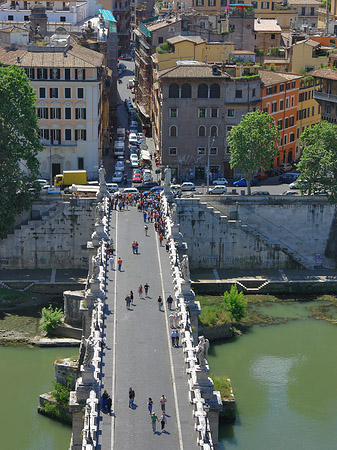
[170,184,181,191]
[129,133,139,146]
[181,182,196,191]
[36,179,49,187]
[150,186,164,193]
[115,161,124,172]
[251,191,270,196]
[122,187,139,195]
[133,169,141,175]
[289,179,308,189]
[209,186,227,195]
[282,190,298,196]
[131,87,135,94]
[130,145,138,154]
[137,132,145,139]
[254,171,268,181]
[143,172,152,182]
[132,173,142,183]
[138,181,159,192]
[112,172,123,183]
[106,183,119,193]
[279,163,293,173]
[233,178,257,187]
[130,154,139,168]
[279,173,299,184]
[212,178,229,186]
[129,120,138,128]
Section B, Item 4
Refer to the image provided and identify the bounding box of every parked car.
[209,186,227,195]
[122,187,139,195]
[115,161,124,172]
[133,169,142,175]
[130,154,139,168]
[170,184,181,191]
[106,183,119,193]
[279,163,293,173]
[212,178,229,186]
[181,182,196,191]
[282,190,298,196]
[36,179,49,187]
[138,181,159,192]
[143,172,152,182]
[254,171,268,181]
[289,179,308,189]
[150,186,164,193]
[132,173,142,183]
[233,178,257,187]
[279,173,299,184]
[251,191,270,196]
[112,172,123,183]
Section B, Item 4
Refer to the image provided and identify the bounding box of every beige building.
[0,31,107,181]
[290,38,330,73]
[254,18,282,53]
[253,0,297,30]
[288,0,321,29]
[311,69,337,124]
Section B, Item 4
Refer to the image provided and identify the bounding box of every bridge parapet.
[161,194,222,447]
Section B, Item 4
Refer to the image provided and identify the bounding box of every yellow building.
[253,0,297,30]
[290,38,330,73]
[295,75,321,160]
[154,36,235,71]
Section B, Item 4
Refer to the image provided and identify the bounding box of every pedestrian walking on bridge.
[167,294,173,310]
[151,413,158,434]
[118,257,123,271]
[159,412,167,433]
[144,225,148,236]
[159,394,167,413]
[138,284,143,297]
[157,295,163,311]
[144,283,150,297]
[148,398,153,414]
[129,387,135,409]
[109,256,114,270]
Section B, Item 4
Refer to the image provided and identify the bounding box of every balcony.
[314,90,337,103]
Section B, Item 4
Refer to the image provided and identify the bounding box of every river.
[207,301,337,450]
[0,345,76,450]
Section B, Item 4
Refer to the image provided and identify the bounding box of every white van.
[129,133,138,146]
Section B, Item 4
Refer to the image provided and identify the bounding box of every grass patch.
[0,288,31,307]
[213,376,232,399]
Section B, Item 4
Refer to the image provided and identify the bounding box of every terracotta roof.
[293,38,319,47]
[157,62,229,80]
[147,18,181,32]
[259,70,301,86]
[254,19,282,33]
[0,43,103,68]
[309,69,337,80]
[167,35,205,45]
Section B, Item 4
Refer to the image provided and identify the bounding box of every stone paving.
[97,204,197,450]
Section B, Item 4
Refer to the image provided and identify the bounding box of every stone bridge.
[67,182,222,450]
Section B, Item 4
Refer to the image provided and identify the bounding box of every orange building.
[259,70,302,167]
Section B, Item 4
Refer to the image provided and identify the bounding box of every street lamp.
[206,134,216,194]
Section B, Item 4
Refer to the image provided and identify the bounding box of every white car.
[181,182,196,191]
[209,186,227,195]
[122,187,139,195]
[213,178,229,186]
[106,183,119,193]
[129,133,139,146]
[143,172,152,182]
[112,172,123,183]
[115,161,124,172]
[130,154,139,168]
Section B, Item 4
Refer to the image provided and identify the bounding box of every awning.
[137,103,150,119]
[141,149,151,160]
[100,9,117,22]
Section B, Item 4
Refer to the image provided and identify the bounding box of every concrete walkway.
[97,204,197,449]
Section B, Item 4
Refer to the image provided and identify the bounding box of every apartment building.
[254,18,282,53]
[100,0,130,53]
[259,70,301,166]
[288,0,321,29]
[153,61,261,179]
[251,0,297,30]
[0,30,107,181]
[311,69,337,124]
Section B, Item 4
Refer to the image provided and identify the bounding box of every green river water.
[207,301,337,450]
[0,345,75,450]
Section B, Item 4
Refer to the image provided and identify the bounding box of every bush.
[223,285,247,322]
[213,376,232,398]
[52,378,73,407]
[40,304,64,334]
[199,305,232,327]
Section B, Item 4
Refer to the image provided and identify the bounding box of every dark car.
[251,191,270,196]
[233,178,258,187]
[138,181,159,192]
[279,173,299,184]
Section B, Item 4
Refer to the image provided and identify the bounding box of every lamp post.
[206,134,216,194]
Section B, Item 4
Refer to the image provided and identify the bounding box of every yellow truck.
[54,170,87,187]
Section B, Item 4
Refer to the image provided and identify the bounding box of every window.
[51,129,61,144]
[169,108,178,118]
[39,87,46,98]
[235,89,242,98]
[277,119,283,130]
[272,101,277,113]
[181,83,191,98]
[285,117,289,128]
[8,15,14,20]
[65,87,71,98]
[169,125,177,137]
[252,88,256,97]
[227,109,235,117]
[210,125,218,137]
[24,15,29,20]
[279,99,284,110]
[65,129,72,140]
[198,83,208,99]
[60,16,66,22]
[39,128,49,140]
[208,0,216,5]
[77,88,84,99]
[286,82,290,90]
[50,108,61,119]
[197,147,206,155]
[76,108,86,120]
[284,135,287,145]
[158,37,163,44]
[289,115,294,126]
[78,157,84,170]
[211,108,219,118]
[289,133,295,142]
[65,108,72,119]
[37,68,48,79]
[169,83,179,98]
[252,0,257,7]
[285,97,289,109]
[25,68,35,79]
[198,108,207,118]
[65,69,71,80]
[280,84,284,92]
[75,69,85,80]
[210,147,218,155]
[297,128,299,139]
[261,1,269,9]
[50,68,60,80]
[38,107,48,119]
[312,105,315,116]
[272,86,277,94]
[50,88,59,98]
[198,125,206,137]
[75,129,87,141]
[291,95,294,107]
[169,147,177,156]
[301,6,305,15]
[226,125,233,136]
[210,83,220,98]
[266,87,272,95]
[271,34,275,40]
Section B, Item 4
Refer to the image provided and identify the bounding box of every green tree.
[223,285,247,322]
[227,110,280,194]
[297,121,337,201]
[40,305,64,334]
[0,64,43,239]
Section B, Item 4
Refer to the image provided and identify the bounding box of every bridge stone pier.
[67,179,222,449]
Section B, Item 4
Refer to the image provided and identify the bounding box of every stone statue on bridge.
[91,255,100,279]
[181,254,191,282]
[164,166,171,186]
[95,202,104,222]
[170,203,177,223]
[98,166,106,185]
[83,335,95,369]
[195,335,210,367]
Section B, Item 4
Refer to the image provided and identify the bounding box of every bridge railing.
[161,193,220,449]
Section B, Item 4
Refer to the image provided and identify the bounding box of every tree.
[297,121,337,201]
[40,304,64,334]
[227,110,280,194]
[223,284,247,322]
[0,65,43,239]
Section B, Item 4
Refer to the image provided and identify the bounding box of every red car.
[132,173,142,183]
